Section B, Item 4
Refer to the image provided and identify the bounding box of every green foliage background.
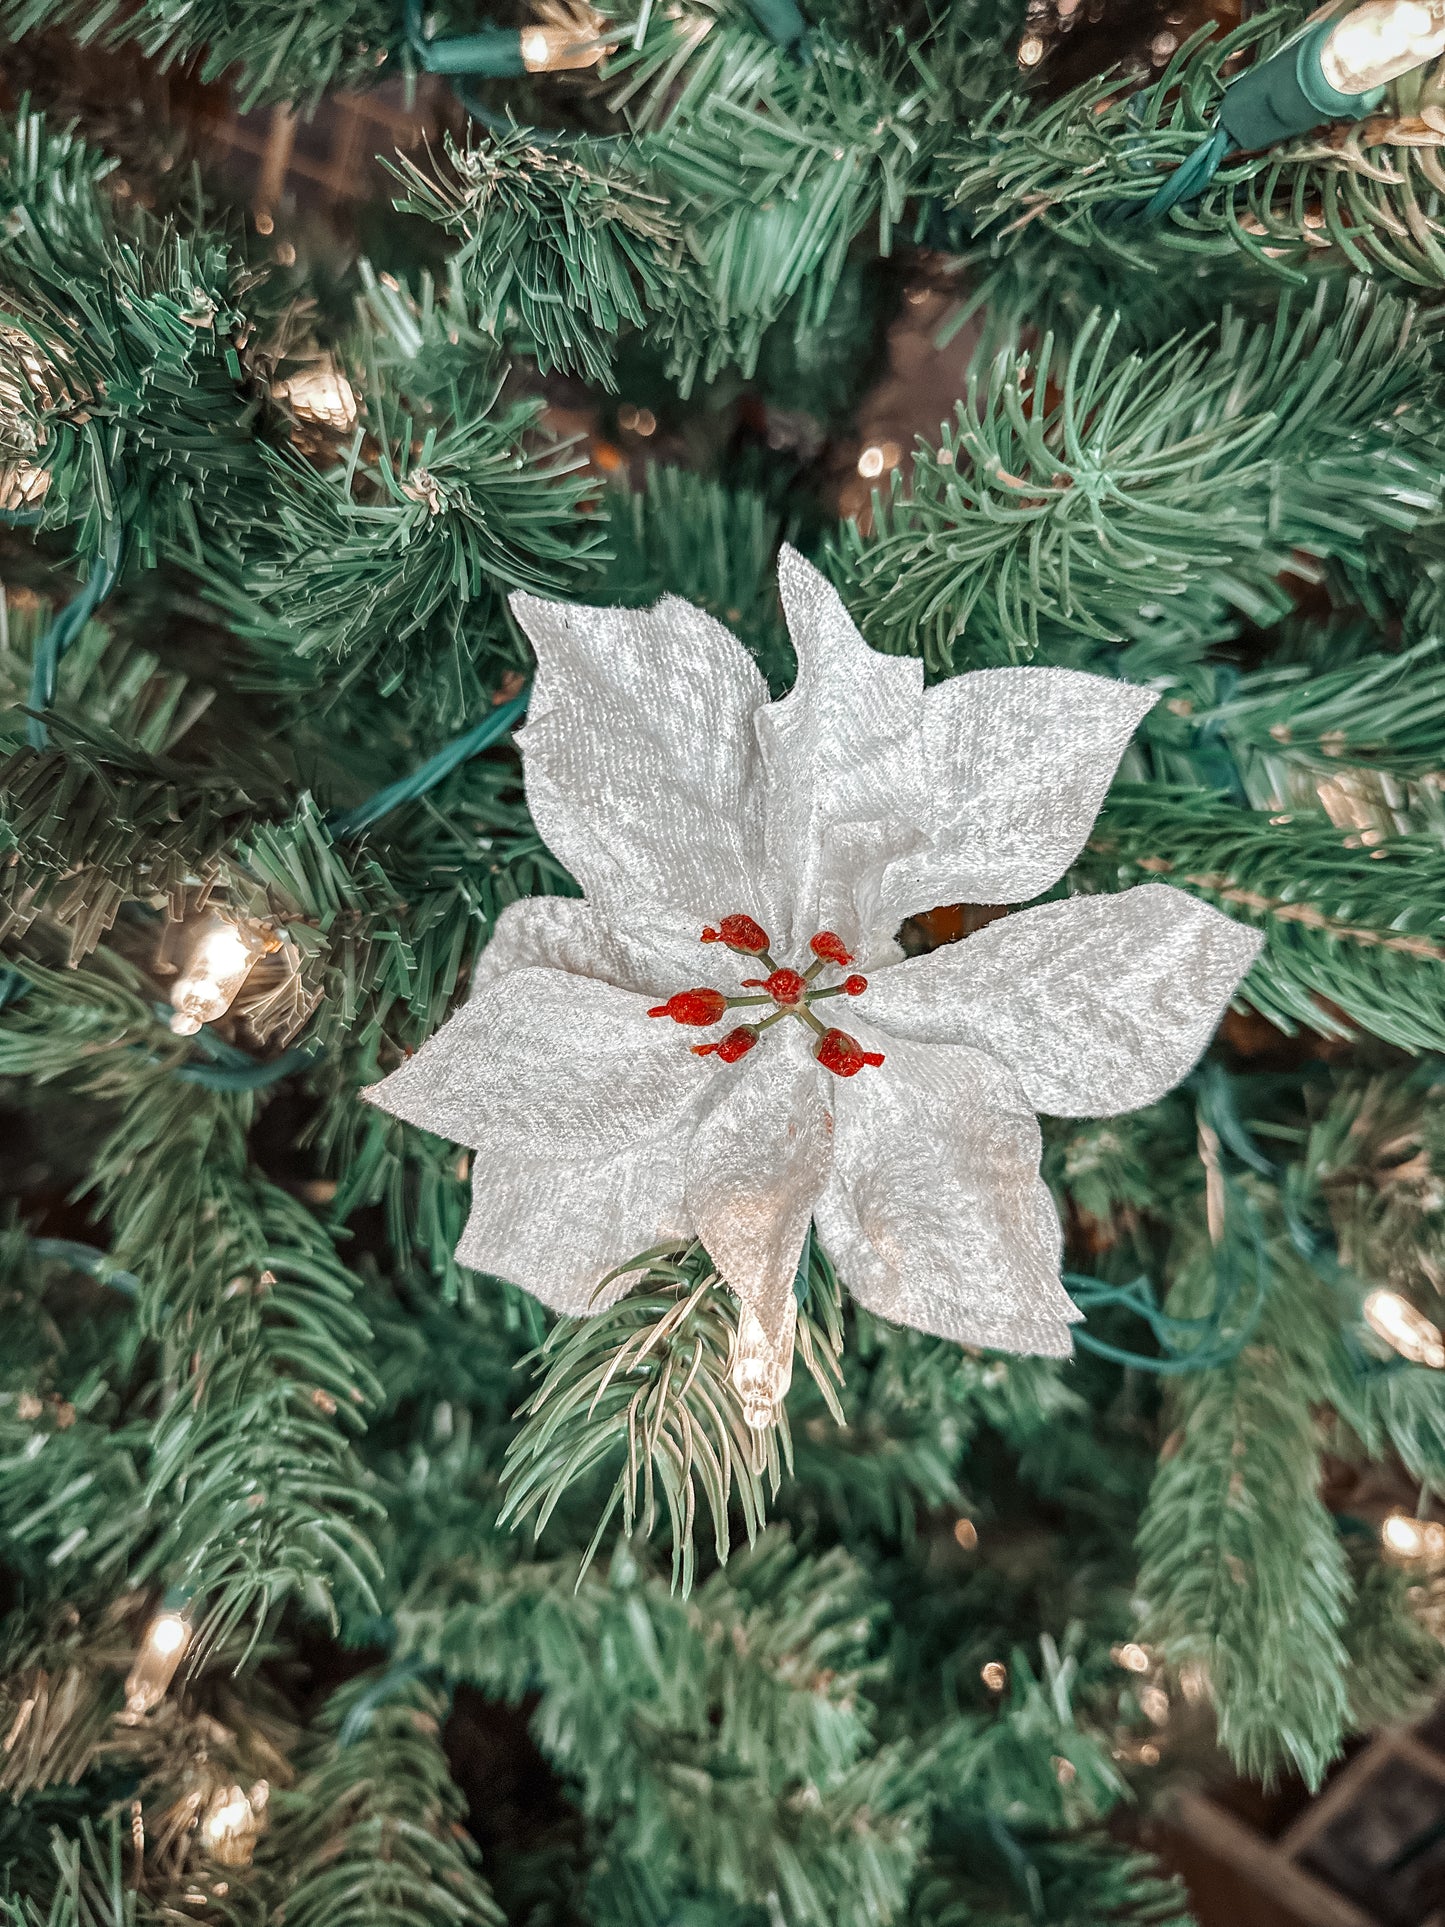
[1,1,1445,1922]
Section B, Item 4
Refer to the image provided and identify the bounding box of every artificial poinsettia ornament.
[366,548,1262,1424]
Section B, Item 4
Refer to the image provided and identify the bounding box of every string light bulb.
[1319,0,1445,93]
[1383,1511,1424,1555]
[730,1296,796,1431]
[1140,1685,1171,1725]
[277,360,358,433]
[1381,1511,1445,1561]
[520,23,603,67]
[167,912,273,1036]
[1363,1288,1445,1368]
[1145,0,1445,219]
[200,1781,268,1866]
[123,1602,191,1718]
[520,2,610,69]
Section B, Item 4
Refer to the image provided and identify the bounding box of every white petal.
[470,893,703,1000]
[861,885,1263,1118]
[756,547,926,953]
[685,1022,833,1345]
[813,1029,1077,1356]
[365,966,715,1160]
[457,1138,690,1316]
[510,591,779,934]
[879,666,1157,920]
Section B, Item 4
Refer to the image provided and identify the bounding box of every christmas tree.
[3,0,1445,1920]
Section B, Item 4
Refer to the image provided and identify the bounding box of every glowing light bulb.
[278,362,358,432]
[1320,0,1445,93]
[1363,1289,1445,1368]
[520,20,606,69]
[1383,1511,1427,1557]
[168,914,271,1036]
[123,1606,191,1717]
[201,1781,267,1866]
[1140,1686,1171,1725]
[731,1296,796,1431]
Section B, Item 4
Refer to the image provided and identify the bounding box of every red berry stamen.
[764,968,807,1005]
[842,974,868,996]
[809,931,853,967]
[814,1028,885,1078]
[701,914,771,955]
[692,1026,758,1063]
[647,988,729,1027]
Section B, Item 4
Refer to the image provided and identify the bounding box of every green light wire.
[1068,1065,1275,1375]
[126,693,533,1086]
[402,0,810,140]
[25,507,124,751]
[26,1237,140,1296]
[149,1002,317,1091]
[337,1656,440,1743]
[328,686,531,839]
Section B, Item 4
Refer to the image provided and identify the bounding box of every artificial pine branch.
[1087,786,1445,1049]
[836,291,1441,669]
[947,2,1445,288]
[1137,1231,1353,1786]
[500,1240,845,1589]
[258,1672,500,1927]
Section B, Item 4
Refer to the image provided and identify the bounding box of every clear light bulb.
[168,914,270,1036]
[1112,1642,1151,1674]
[731,1297,797,1431]
[279,363,358,432]
[1362,1288,1445,1368]
[1382,1510,1427,1556]
[520,21,607,68]
[123,1606,191,1717]
[201,1782,267,1866]
[1319,0,1445,93]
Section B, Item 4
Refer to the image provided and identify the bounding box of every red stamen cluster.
[646,915,884,1079]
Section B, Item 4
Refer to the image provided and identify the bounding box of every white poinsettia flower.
[366,547,1262,1416]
